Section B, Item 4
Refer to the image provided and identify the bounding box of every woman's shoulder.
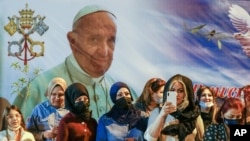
[31,100,55,114]
[133,102,146,111]
[151,107,161,113]
[23,130,35,137]
[60,112,75,122]
[98,114,114,123]
[21,130,35,141]
[0,130,6,136]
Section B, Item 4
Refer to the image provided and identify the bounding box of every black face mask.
[74,101,90,113]
[224,118,240,125]
[115,97,132,110]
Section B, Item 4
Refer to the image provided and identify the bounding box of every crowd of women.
[0,73,249,141]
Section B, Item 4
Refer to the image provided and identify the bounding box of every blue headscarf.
[109,82,133,103]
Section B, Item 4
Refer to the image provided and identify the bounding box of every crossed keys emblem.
[4,3,49,65]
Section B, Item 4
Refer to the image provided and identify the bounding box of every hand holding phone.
[160,92,177,116]
[166,91,177,106]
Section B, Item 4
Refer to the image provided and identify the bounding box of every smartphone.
[166,91,177,106]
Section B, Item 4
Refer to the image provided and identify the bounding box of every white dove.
[228,4,250,35]
[229,4,250,57]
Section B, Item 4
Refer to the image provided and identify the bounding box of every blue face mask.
[199,101,214,108]
[224,118,239,125]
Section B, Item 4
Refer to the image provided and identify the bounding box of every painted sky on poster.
[0,0,249,103]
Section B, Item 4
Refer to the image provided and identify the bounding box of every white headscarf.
[45,77,67,98]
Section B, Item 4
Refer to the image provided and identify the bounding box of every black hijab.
[106,82,144,130]
[161,74,200,141]
[65,83,89,115]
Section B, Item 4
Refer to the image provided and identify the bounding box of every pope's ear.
[67,31,78,51]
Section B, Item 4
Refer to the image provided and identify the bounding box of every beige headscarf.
[45,77,67,98]
[72,4,115,27]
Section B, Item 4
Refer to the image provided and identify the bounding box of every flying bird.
[229,4,250,57]
[228,4,250,35]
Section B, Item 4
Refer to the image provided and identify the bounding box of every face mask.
[152,93,163,104]
[74,101,90,113]
[199,101,214,108]
[153,96,163,104]
[224,118,239,125]
[115,97,132,109]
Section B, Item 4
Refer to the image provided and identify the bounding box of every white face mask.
[199,101,214,108]
[153,94,163,104]
[156,97,163,104]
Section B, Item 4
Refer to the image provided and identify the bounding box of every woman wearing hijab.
[56,83,97,141]
[27,77,68,141]
[144,74,204,141]
[96,82,147,141]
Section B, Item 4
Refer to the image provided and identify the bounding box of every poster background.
[1,0,250,104]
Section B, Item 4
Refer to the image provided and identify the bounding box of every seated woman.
[203,97,244,141]
[56,83,97,141]
[96,82,147,141]
[0,105,35,141]
[26,77,68,141]
[144,74,204,141]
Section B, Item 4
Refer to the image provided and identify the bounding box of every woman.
[134,78,166,116]
[0,105,35,141]
[144,74,204,141]
[96,82,147,141]
[203,97,244,141]
[56,83,97,141]
[26,77,68,141]
[196,85,217,130]
[239,84,250,124]
[0,97,10,131]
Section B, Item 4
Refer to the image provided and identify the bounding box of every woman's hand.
[43,127,58,139]
[159,102,177,118]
